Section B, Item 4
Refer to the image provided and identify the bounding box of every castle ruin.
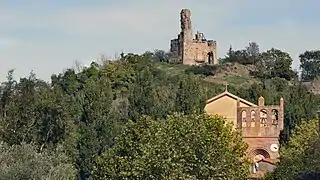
[170,9,218,65]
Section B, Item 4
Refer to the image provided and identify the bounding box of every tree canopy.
[0,142,76,180]
[300,50,320,81]
[0,44,320,179]
[93,114,250,180]
[265,119,320,180]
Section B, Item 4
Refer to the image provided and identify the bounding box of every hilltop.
[155,61,259,87]
[153,40,320,96]
[0,47,320,179]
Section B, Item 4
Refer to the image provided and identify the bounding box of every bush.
[265,119,320,180]
[93,113,250,179]
[185,65,216,76]
[0,142,76,180]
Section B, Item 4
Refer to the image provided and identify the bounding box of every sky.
[1,0,319,82]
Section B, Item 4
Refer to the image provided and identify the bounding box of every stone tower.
[237,97,284,177]
[180,9,193,41]
[170,9,218,65]
[180,9,193,64]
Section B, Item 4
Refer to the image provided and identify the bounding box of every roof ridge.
[206,91,257,107]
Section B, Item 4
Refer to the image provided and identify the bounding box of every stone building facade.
[237,96,284,178]
[170,9,218,65]
[205,88,284,178]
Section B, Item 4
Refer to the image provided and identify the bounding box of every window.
[260,109,267,127]
[251,110,255,127]
[272,109,279,126]
[242,110,247,127]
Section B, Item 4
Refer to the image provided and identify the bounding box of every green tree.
[71,76,121,179]
[0,71,74,151]
[256,48,296,80]
[228,49,250,64]
[152,49,170,63]
[128,67,176,120]
[0,70,16,119]
[100,61,136,93]
[246,41,260,65]
[265,119,320,180]
[1,49,320,180]
[174,75,206,115]
[128,66,207,121]
[0,142,76,180]
[280,82,320,144]
[221,41,260,65]
[34,85,75,151]
[93,113,250,179]
[0,72,45,145]
[299,50,320,81]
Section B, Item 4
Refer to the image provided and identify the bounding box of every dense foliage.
[0,42,320,179]
[185,65,216,76]
[264,119,320,180]
[300,50,320,81]
[93,114,249,179]
[0,142,76,180]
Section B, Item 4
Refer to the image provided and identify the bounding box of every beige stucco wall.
[204,95,251,126]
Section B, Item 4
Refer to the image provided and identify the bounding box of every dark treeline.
[1,42,320,179]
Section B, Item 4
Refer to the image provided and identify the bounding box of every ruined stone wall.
[170,38,180,61]
[182,40,218,65]
[170,9,218,66]
[180,9,192,38]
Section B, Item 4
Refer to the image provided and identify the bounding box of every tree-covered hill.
[1,42,320,179]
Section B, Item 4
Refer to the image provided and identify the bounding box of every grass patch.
[155,62,189,76]
[226,75,258,87]
[185,65,216,76]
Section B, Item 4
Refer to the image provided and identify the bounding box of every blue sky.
[1,0,320,81]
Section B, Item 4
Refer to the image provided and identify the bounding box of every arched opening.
[251,110,255,127]
[272,109,279,126]
[250,148,272,174]
[260,109,267,127]
[242,110,247,127]
[207,51,213,64]
[250,148,271,160]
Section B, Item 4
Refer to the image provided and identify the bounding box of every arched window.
[260,109,267,127]
[272,109,279,126]
[251,110,255,127]
[242,110,247,127]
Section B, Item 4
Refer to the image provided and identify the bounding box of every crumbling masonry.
[170,9,218,65]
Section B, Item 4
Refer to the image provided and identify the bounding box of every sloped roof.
[206,90,257,107]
